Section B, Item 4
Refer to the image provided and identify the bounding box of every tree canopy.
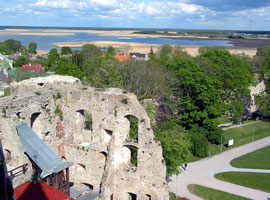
[28,42,37,54]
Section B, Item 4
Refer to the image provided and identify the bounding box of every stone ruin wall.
[0,75,169,200]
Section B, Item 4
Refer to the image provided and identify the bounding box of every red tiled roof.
[114,55,130,61]
[14,181,74,200]
[22,64,43,73]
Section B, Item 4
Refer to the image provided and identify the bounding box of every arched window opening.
[125,115,139,142]
[30,112,41,128]
[4,149,11,163]
[146,194,151,200]
[105,129,113,135]
[128,192,137,200]
[82,183,94,190]
[100,151,108,158]
[76,110,93,131]
[124,145,138,168]
[84,112,92,131]
[76,163,86,172]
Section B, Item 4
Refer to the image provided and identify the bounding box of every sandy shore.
[4,29,29,32]
[44,29,209,38]
[0,32,74,36]
[54,41,257,57]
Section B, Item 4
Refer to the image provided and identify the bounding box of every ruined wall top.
[10,75,82,95]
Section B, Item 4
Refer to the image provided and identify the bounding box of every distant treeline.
[133,29,270,38]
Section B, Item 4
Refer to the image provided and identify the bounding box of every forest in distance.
[1,38,270,175]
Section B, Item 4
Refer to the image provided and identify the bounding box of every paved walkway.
[168,136,270,200]
[222,121,260,130]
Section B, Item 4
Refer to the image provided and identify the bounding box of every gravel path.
[168,136,270,200]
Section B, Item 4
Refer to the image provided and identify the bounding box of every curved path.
[168,136,270,200]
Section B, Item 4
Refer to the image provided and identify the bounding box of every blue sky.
[0,0,270,30]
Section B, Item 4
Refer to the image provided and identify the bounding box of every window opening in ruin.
[84,112,92,131]
[30,112,41,128]
[104,129,113,135]
[110,194,113,200]
[44,131,50,136]
[82,183,94,190]
[125,145,138,167]
[77,163,86,172]
[146,194,151,200]
[100,151,108,158]
[77,109,85,116]
[128,192,137,200]
[4,149,11,163]
[125,115,138,142]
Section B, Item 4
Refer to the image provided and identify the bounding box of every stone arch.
[82,183,94,190]
[146,194,151,200]
[103,129,113,143]
[76,163,86,172]
[123,145,138,168]
[100,151,108,158]
[31,112,48,139]
[4,149,11,163]
[128,192,137,200]
[75,109,93,131]
[124,115,139,142]
[30,112,41,128]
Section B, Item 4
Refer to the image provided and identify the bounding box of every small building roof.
[22,65,43,73]
[16,123,73,178]
[114,55,130,61]
[14,181,74,200]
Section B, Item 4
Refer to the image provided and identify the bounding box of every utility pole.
[253,126,255,141]
[220,135,223,152]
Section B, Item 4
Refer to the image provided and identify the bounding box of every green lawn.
[215,172,270,192]
[230,146,270,169]
[187,122,270,162]
[222,121,270,148]
[188,184,251,200]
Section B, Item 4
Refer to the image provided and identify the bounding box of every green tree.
[84,57,122,88]
[255,45,270,73]
[106,46,115,56]
[28,42,37,54]
[61,46,72,55]
[198,49,253,121]
[119,60,171,100]
[189,126,209,158]
[14,56,28,68]
[169,58,224,134]
[48,48,60,71]
[159,44,173,61]
[0,39,22,54]
[71,50,83,68]
[154,122,191,175]
[82,44,101,63]
[55,62,85,79]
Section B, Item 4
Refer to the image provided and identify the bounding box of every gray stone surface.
[0,75,169,200]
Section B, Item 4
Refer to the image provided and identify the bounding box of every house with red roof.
[114,55,130,61]
[22,64,43,73]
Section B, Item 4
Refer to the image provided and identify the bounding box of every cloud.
[189,0,270,11]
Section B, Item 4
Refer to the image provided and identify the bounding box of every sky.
[0,0,270,30]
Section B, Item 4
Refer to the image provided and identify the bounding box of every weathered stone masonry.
[0,76,169,200]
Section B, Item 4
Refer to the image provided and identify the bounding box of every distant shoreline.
[53,41,258,57]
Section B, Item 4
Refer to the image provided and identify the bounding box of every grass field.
[188,184,251,200]
[187,121,270,162]
[222,121,270,147]
[215,172,270,192]
[230,146,270,169]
